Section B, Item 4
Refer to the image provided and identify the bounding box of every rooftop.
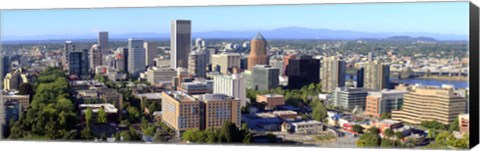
[252,32,266,41]
[79,103,118,113]
[135,93,162,100]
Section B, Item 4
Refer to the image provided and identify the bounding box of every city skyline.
[0,2,469,41]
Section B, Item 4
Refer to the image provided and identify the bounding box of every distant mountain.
[382,36,438,42]
[1,27,467,42]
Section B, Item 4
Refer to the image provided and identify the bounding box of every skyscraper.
[213,69,248,107]
[98,32,109,55]
[0,55,10,81]
[320,56,346,93]
[286,55,320,89]
[128,39,146,78]
[170,20,192,69]
[89,44,102,73]
[211,53,241,74]
[269,56,284,76]
[356,67,365,88]
[194,38,205,49]
[68,51,83,77]
[63,41,75,70]
[144,42,158,67]
[364,61,391,90]
[252,65,279,91]
[188,51,207,78]
[247,33,268,70]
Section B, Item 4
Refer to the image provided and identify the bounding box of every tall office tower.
[0,55,10,81]
[68,52,83,76]
[320,56,346,93]
[170,20,192,69]
[365,89,406,118]
[252,65,279,91]
[114,47,129,72]
[286,55,320,89]
[283,54,297,76]
[188,51,207,78]
[89,44,102,73]
[144,42,158,67]
[194,38,206,49]
[269,57,284,76]
[205,47,217,65]
[211,53,241,74]
[240,57,248,71]
[356,67,365,88]
[63,41,75,70]
[98,31,109,54]
[364,61,390,90]
[332,87,369,111]
[392,86,467,125]
[161,91,240,132]
[247,33,268,70]
[103,54,116,68]
[128,39,146,78]
[81,49,90,78]
[213,69,248,107]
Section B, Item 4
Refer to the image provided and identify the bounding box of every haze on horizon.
[0,1,469,41]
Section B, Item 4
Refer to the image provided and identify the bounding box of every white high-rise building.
[98,32,109,54]
[63,41,75,70]
[213,71,248,107]
[128,39,146,78]
[89,44,102,72]
[195,38,205,49]
[144,42,158,67]
[170,20,192,69]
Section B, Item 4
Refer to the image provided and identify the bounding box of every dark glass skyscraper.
[356,67,364,88]
[0,55,10,81]
[285,55,320,89]
[170,20,191,69]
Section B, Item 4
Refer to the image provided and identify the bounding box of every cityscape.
[0,2,471,150]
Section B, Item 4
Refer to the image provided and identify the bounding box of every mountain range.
[1,27,467,42]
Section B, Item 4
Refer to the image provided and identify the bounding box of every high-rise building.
[144,42,158,67]
[194,38,206,49]
[63,41,75,70]
[114,47,128,72]
[68,52,83,77]
[332,87,369,111]
[247,33,268,70]
[128,39,146,78]
[98,32,109,54]
[161,91,240,132]
[365,90,406,118]
[321,56,346,93]
[286,55,320,89]
[213,70,248,107]
[0,55,10,81]
[364,61,390,90]
[269,57,284,76]
[81,49,90,78]
[89,44,102,72]
[356,67,365,88]
[392,86,467,125]
[188,51,207,78]
[211,53,241,74]
[252,65,279,91]
[170,20,192,69]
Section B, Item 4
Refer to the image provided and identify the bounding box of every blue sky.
[0,2,469,37]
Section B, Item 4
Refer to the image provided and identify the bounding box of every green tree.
[312,99,328,122]
[420,120,446,130]
[395,132,404,140]
[357,132,380,147]
[97,108,108,124]
[383,128,394,138]
[85,108,94,126]
[352,125,364,134]
[448,118,460,132]
[380,113,391,120]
